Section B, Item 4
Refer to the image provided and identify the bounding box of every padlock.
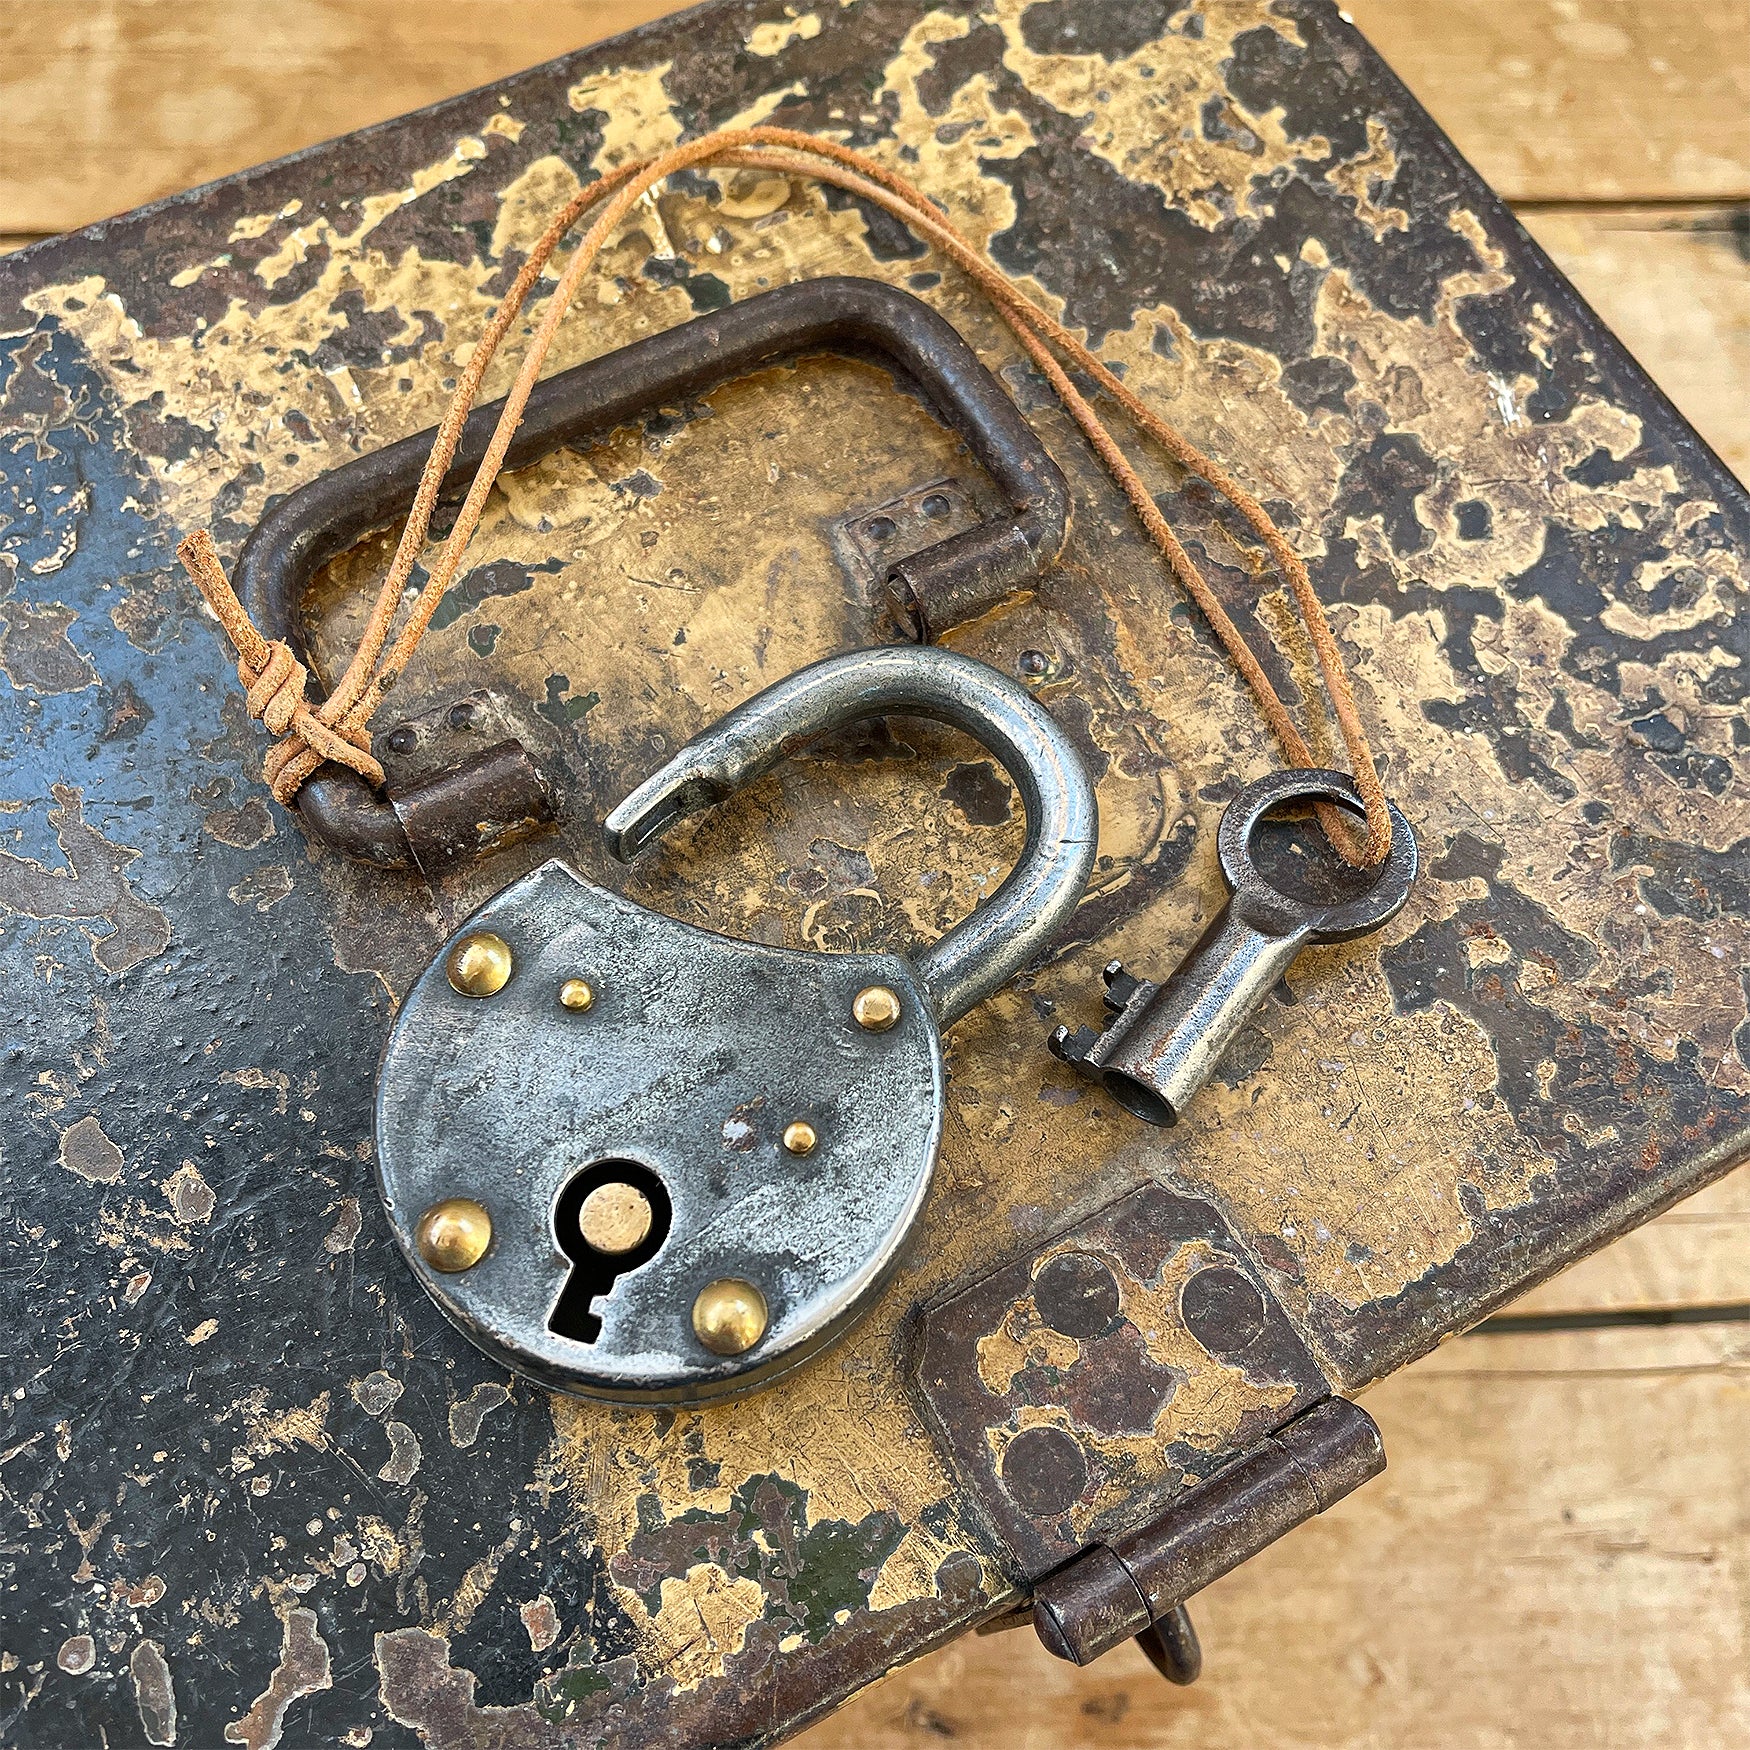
[373,645,1097,1401]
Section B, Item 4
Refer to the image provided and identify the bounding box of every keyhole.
[549,1161,672,1343]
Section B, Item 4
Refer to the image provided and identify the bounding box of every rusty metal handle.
[236,276,1070,869]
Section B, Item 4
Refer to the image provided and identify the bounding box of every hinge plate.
[836,474,982,595]
[914,1181,1330,1577]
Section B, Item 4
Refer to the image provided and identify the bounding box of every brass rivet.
[579,1182,653,1255]
[782,1121,817,1156]
[692,1279,768,1356]
[416,1197,492,1272]
[852,985,901,1032]
[559,977,595,1012]
[446,932,512,997]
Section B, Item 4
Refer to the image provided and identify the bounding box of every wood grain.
[0,0,682,233]
[801,1321,1750,1748]
[0,1,1747,230]
[1521,204,1750,481]
[1347,0,1750,202]
[1507,1166,1750,1315]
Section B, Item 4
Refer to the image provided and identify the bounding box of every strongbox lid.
[3,2,1747,1744]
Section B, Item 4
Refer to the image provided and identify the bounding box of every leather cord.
[178,124,1390,865]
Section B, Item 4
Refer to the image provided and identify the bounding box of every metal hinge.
[915,1183,1388,1688]
[1029,1395,1385,1680]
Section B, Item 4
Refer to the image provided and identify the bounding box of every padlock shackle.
[604,647,1098,1027]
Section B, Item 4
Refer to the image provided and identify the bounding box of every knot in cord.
[239,639,307,735]
[259,709,381,806]
[178,529,386,805]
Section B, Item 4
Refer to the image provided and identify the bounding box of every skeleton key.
[1048,770,1417,1125]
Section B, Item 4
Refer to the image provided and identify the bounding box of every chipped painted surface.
[3,1,1749,1745]
[57,1113,124,1183]
[225,1608,333,1750]
[128,1639,176,1746]
[0,784,170,974]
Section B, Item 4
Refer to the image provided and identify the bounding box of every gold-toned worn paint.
[580,1181,654,1255]
[558,975,595,1011]
[18,0,1749,1733]
[782,1120,818,1156]
[852,986,902,1032]
[692,1278,769,1355]
[993,0,1313,231]
[415,1198,493,1273]
[445,931,512,997]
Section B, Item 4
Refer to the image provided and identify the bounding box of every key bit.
[1050,770,1417,1126]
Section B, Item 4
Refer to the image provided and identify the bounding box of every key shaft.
[1050,771,1417,1126]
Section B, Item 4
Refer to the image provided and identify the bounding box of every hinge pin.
[1032,1397,1384,1673]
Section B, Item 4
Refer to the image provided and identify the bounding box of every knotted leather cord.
[178,124,1390,865]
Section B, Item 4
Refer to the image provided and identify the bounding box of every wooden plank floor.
[819,1323,1750,1748]
[2,4,1745,1744]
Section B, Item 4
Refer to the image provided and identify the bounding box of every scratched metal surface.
[2,1,1747,1745]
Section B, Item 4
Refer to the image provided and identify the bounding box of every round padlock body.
[375,859,944,1401]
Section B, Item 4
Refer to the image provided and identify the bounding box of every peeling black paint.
[430,556,564,633]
